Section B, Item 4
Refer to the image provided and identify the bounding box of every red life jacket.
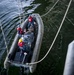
[18,42,25,47]
[28,16,33,22]
[17,27,24,34]
[20,30,23,34]
[17,27,22,31]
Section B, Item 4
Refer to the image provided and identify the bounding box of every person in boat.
[17,26,24,37]
[27,15,36,31]
[25,23,35,34]
[18,32,34,63]
[18,38,28,62]
[18,38,25,51]
[28,15,34,28]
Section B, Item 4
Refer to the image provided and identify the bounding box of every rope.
[0,21,8,54]
[41,0,60,17]
[27,0,72,65]
[66,17,74,26]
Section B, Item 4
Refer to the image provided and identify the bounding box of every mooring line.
[41,0,60,17]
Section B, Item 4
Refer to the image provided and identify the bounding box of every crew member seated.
[28,15,34,28]
[17,26,24,37]
[27,15,36,30]
[18,32,34,63]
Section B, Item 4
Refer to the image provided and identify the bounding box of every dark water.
[0,0,74,75]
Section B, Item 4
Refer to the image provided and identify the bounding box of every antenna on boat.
[16,0,24,26]
[0,21,9,54]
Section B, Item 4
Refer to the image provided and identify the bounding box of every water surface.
[0,0,74,75]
